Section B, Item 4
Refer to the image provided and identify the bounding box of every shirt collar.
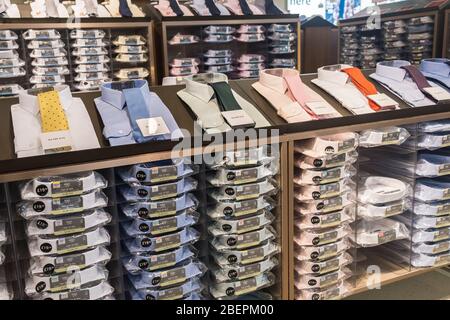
[259,68,300,94]
[100,79,149,110]
[184,73,228,102]
[420,59,450,78]
[18,85,72,115]
[317,64,352,85]
[375,60,410,82]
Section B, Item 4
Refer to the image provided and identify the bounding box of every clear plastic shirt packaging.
[295,133,358,158]
[358,198,409,221]
[208,210,274,236]
[269,46,295,54]
[209,179,278,202]
[0,223,5,246]
[31,57,69,67]
[295,179,355,201]
[415,178,450,202]
[206,146,277,169]
[418,120,450,133]
[205,65,234,73]
[124,227,200,254]
[204,57,233,66]
[122,210,199,237]
[25,264,108,296]
[210,226,277,251]
[118,159,193,184]
[0,67,25,78]
[128,259,206,290]
[114,45,148,54]
[75,64,109,73]
[32,66,70,76]
[294,224,351,247]
[26,209,111,237]
[0,252,4,265]
[0,30,18,40]
[23,29,61,40]
[207,196,274,220]
[212,257,278,283]
[115,68,149,80]
[120,177,197,202]
[414,199,450,216]
[270,59,296,68]
[295,252,353,276]
[20,171,107,200]
[17,190,108,219]
[412,214,450,229]
[296,280,351,300]
[30,48,67,58]
[72,38,109,48]
[351,219,409,247]
[410,239,450,255]
[210,272,275,299]
[123,245,197,274]
[205,34,234,43]
[115,53,148,63]
[295,194,354,215]
[72,47,109,56]
[295,267,352,290]
[70,30,106,39]
[75,72,109,82]
[75,55,110,64]
[204,49,233,58]
[236,25,266,34]
[410,252,450,268]
[237,63,265,71]
[417,132,450,150]
[121,193,198,219]
[28,227,111,257]
[28,40,65,49]
[75,79,110,91]
[113,35,147,46]
[29,246,112,276]
[408,33,433,41]
[0,40,19,50]
[204,26,236,35]
[212,240,280,267]
[0,285,12,300]
[411,227,450,243]
[358,176,410,205]
[295,206,354,230]
[33,281,114,300]
[359,127,410,147]
[295,150,358,170]
[130,277,203,300]
[168,34,200,45]
[295,238,350,262]
[30,75,66,84]
[207,164,277,186]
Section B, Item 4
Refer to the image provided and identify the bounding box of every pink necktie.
[284,75,317,118]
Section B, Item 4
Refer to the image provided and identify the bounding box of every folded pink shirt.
[154,1,193,16]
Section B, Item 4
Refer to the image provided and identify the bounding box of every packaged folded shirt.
[29,246,112,276]
[358,199,408,221]
[0,40,19,50]
[204,25,236,35]
[74,64,109,73]
[206,146,276,169]
[415,177,450,202]
[205,64,234,73]
[204,57,233,66]
[204,49,233,58]
[204,34,234,43]
[28,227,110,257]
[295,252,353,276]
[209,179,277,201]
[28,40,65,49]
[17,191,108,219]
[410,251,450,268]
[31,57,69,67]
[120,177,198,202]
[115,67,149,80]
[70,29,106,39]
[30,48,67,58]
[75,55,110,65]
[114,45,148,54]
[237,63,265,71]
[23,29,61,40]
[295,133,358,158]
[122,210,199,237]
[25,265,108,296]
[412,226,450,243]
[236,25,265,34]
[20,172,107,199]
[168,34,200,45]
[74,79,110,91]
[413,214,450,229]
[169,58,200,67]
[32,66,70,76]
[123,245,197,274]
[72,47,108,56]
[416,153,450,177]
[411,239,450,255]
[121,193,198,219]
[130,277,203,300]
[295,194,354,215]
[294,224,351,247]
[295,151,358,170]
[124,227,200,254]
[294,267,352,290]
[208,210,274,236]
[170,66,199,76]
[30,75,66,84]
[210,226,276,251]
[71,38,109,48]
[268,24,293,33]
[296,281,351,300]
[295,179,354,201]
[359,127,409,146]
[212,240,280,267]
[351,219,409,247]
[418,120,450,133]
[207,196,274,220]
[295,238,350,261]
[212,257,278,283]
[358,176,410,205]
[115,53,148,63]
[417,132,450,150]
[0,30,18,41]
[32,281,114,300]
[26,209,111,237]
[210,272,275,299]
[235,33,265,43]
[295,207,354,230]
[207,165,275,186]
[414,199,450,216]
[0,67,25,78]
[74,72,109,82]
[128,259,206,290]
[0,84,23,96]
[113,35,147,46]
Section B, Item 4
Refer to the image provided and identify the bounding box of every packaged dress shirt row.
[206,146,280,299]
[119,159,206,300]
[112,35,150,81]
[16,171,116,300]
[0,217,13,300]
[0,30,25,96]
[293,133,358,300]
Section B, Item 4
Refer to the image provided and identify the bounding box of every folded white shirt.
[294,133,358,158]
[358,176,409,205]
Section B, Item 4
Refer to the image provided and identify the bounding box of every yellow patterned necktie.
[38,90,69,132]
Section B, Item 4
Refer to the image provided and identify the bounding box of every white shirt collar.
[184,73,228,103]
[317,65,353,85]
[375,60,410,82]
[18,85,73,115]
[259,68,300,94]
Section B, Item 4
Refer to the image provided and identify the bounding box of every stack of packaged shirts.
[206,146,280,300]
[0,221,12,300]
[170,57,199,77]
[360,33,382,69]
[24,29,69,88]
[71,29,111,91]
[204,49,233,76]
[407,16,434,65]
[17,171,114,300]
[383,20,408,62]
[268,24,295,56]
[113,35,149,80]
[119,159,205,300]
[293,133,358,300]
[235,24,265,43]
[340,26,360,67]
[203,26,235,74]
[0,30,24,96]
[236,54,265,79]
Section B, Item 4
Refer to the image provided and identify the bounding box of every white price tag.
[423,87,450,102]
[305,101,339,116]
[221,110,255,128]
[40,130,73,153]
[367,93,399,109]
[136,117,170,137]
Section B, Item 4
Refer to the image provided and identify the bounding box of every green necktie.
[208,81,242,112]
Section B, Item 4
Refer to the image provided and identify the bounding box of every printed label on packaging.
[154,233,181,252]
[433,242,450,254]
[49,272,81,292]
[51,180,83,197]
[87,56,100,63]
[51,196,83,215]
[320,212,342,228]
[157,286,184,300]
[237,216,261,234]
[53,217,86,235]
[129,54,141,61]
[236,184,260,200]
[319,182,341,198]
[233,199,259,217]
[149,252,176,271]
[61,289,90,300]
[314,231,338,246]
[437,216,450,228]
[305,101,338,116]
[151,217,178,235]
[241,247,265,264]
[150,166,178,183]
[437,204,450,215]
[232,149,259,166]
[321,168,341,184]
[127,70,140,78]
[435,254,450,266]
[148,200,177,218]
[434,229,450,241]
[385,203,404,217]
[236,263,262,280]
[443,188,450,200]
[36,31,50,39]
[440,164,450,176]
[320,272,339,287]
[54,254,86,274]
[316,244,338,260]
[323,287,341,300]
[378,229,396,244]
[236,231,261,249]
[442,135,450,147]
[338,139,355,152]
[160,267,187,287]
[41,131,73,154]
[381,131,401,144]
[125,38,138,45]
[56,235,88,254]
[150,183,178,201]
[127,46,140,53]
[231,168,258,184]
[321,197,343,213]
[318,258,340,274]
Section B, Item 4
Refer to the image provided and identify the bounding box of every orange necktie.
[342,67,381,111]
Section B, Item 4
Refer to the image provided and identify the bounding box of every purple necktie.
[402,65,436,101]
